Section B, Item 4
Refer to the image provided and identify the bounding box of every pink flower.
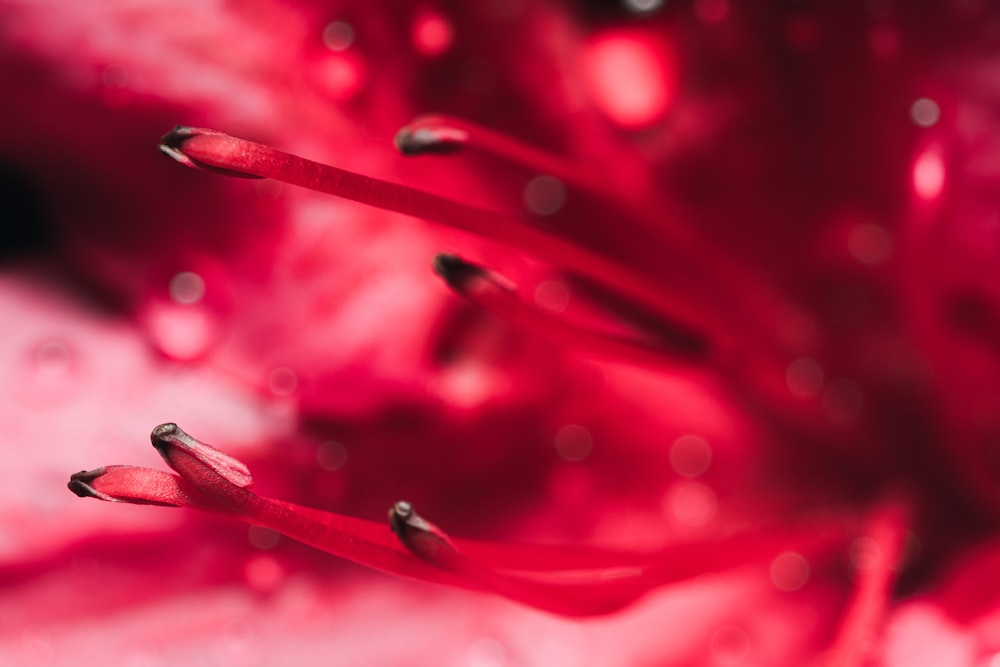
[3,0,1000,665]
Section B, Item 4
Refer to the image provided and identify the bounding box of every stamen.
[150,422,253,488]
[69,425,860,617]
[159,126,731,355]
[433,254,709,365]
[389,500,858,616]
[824,501,909,667]
[394,114,607,193]
[68,466,197,507]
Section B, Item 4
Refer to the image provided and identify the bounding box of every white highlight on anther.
[554,424,593,462]
[623,0,664,13]
[523,175,567,216]
[169,271,205,305]
[669,434,712,477]
[770,551,810,591]
[786,357,824,397]
[910,98,940,128]
[322,21,355,51]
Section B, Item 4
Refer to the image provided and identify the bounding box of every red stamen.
[824,500,909,667]
[434,254,711,365]
[395,114,608,194]
[70,425,859,616]
[159,126,744,358]
[390,501,858,616]
[68,466,197,507]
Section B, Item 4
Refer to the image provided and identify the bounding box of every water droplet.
[554,424,593,462]
[786,357,824,397]
[316,440,348,471]
[669,434,712,477]
[770,551,810,591]
[322,21,355,51]
[910,98,940,128]
[523,175,566,216]
[169,271,206,304]
[267,367,298,396]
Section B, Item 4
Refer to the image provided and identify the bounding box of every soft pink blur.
[2,1,1000,666]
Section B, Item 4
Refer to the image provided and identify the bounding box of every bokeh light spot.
[534,279,570,314]
[786,357,824,397]
[412,10,453,56]
[247,525,281,550]
[710,625,750,665]
[695,0,730,24]
[770,551,810,591]
[317,440,348,471]
[322,21,354,51]
[848,223,893,265]
[850,536,882,570]
[169,271,205,305]
[244,555,283,593]
[669,434,712,477]
[554,424,594,462]
[523,175,566,216]
[583,32,675,129]
[913,147,945,200]
[823,378,864,424]
[910,98,940,128]
[665,481,717,527]
[267,367,298,396]
[34,340,72,376]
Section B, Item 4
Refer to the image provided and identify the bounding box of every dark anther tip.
[159,125,194,148]
[68,467,107,498]
[150,423,180,451]
[393,128,463,156]
[432,254,483,287]
[388,500,414,538]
